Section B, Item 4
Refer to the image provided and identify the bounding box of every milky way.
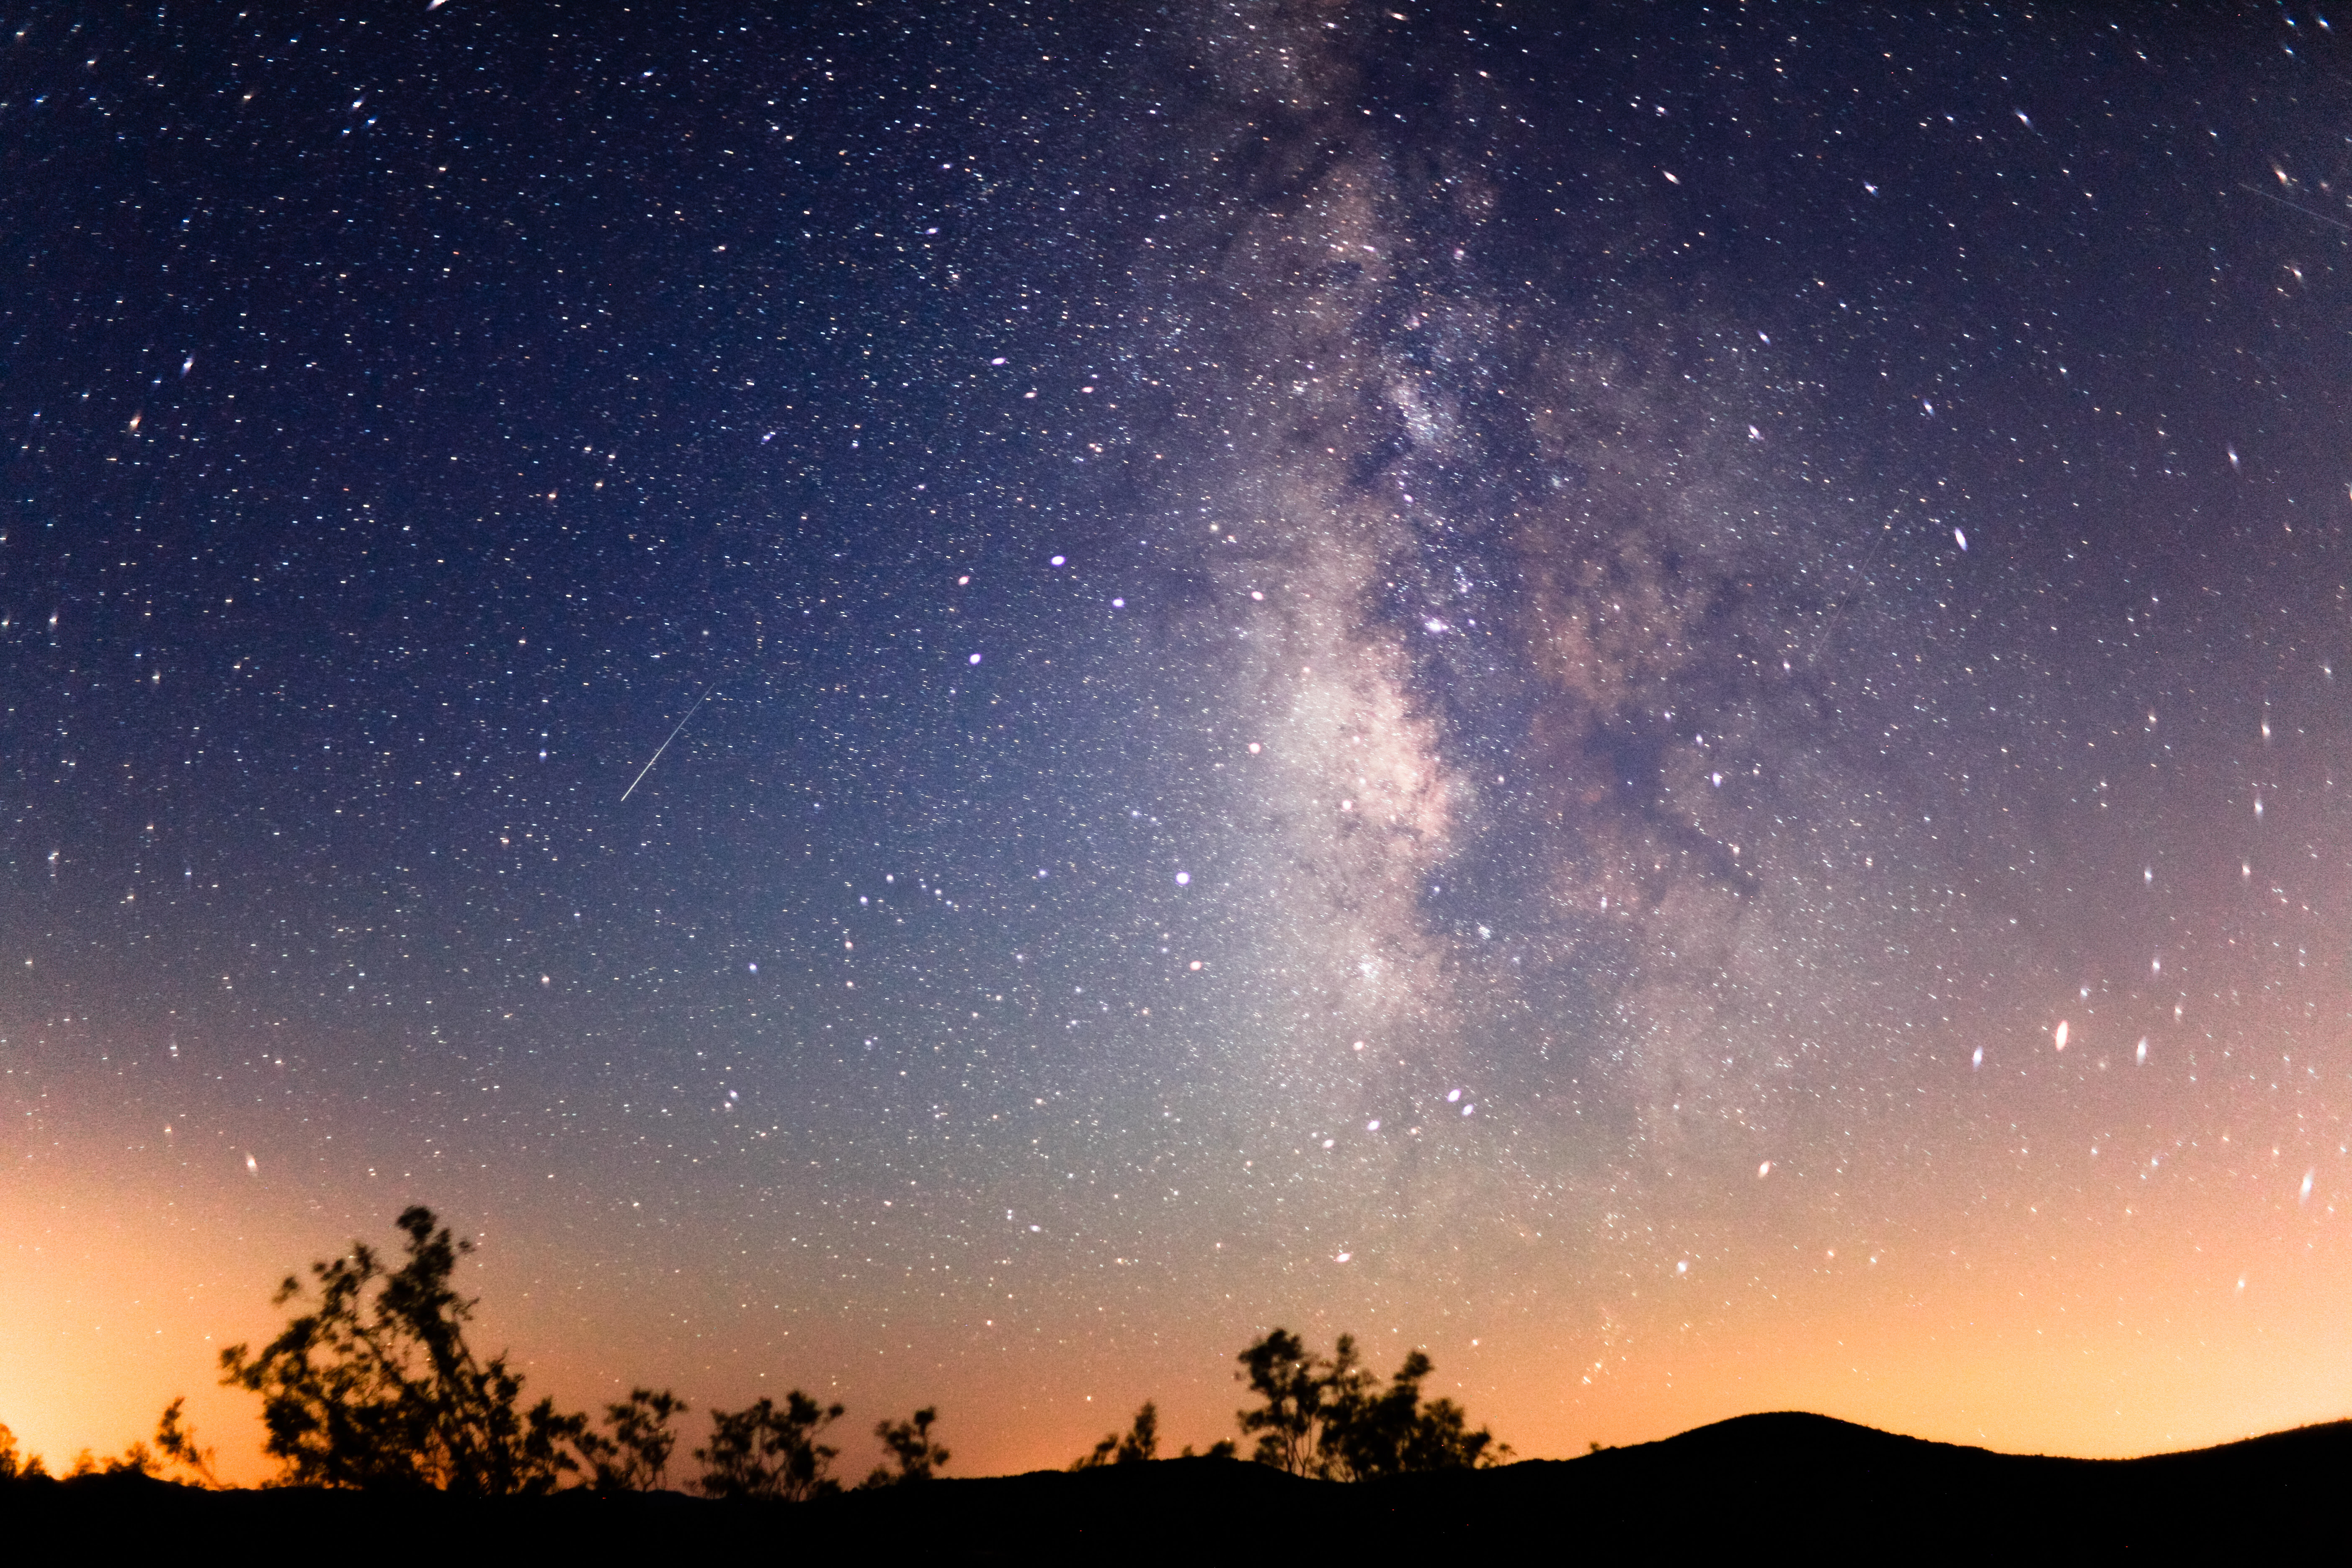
[10,3,2352,1475]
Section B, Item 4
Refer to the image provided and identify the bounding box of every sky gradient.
[10,1,2352,1480]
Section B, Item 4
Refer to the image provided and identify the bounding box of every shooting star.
[620,684,718,802]
[2237,181,2352,232]
[1806,519,1899,665]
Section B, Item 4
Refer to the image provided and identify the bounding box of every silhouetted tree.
[578,1387,689,1492]
[1235,1328,1331,1475]
[1235,1328,1509,1479]
[1321,1346,1508,1478]
[1395,1387,1508,1472]
[1071,1401,1159,1469]
[696,1391,845,1501]
[218,1205,588,1495]
[863,1406,949,1486]
[153,1397,222,1488]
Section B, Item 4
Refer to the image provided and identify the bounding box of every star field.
[10,2,2352,1477]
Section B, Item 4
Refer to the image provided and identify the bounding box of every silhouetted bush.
[0,1422,37,1480]
[1072,1400,1160,1469]
[697,1391,846,1500]
[579,1388,689,1492]
[863,1407,949,1486]
[152,1396,223,1488]
[218,1205,588,1494]
[1235,1329,1507,1478]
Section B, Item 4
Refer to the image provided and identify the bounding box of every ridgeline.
[8,1411,2346,1557]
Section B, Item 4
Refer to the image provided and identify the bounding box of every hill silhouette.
[8,1411,2349,1557]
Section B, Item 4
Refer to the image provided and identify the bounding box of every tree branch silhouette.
[218,1205,588,1494]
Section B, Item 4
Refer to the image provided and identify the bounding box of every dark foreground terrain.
[7,1412,2345,1559]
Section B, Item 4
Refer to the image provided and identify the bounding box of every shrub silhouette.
[1236,1329,1508,1478]
[218,1205,588,1494]
[696,1391,845,1501]
[1071,1401,1159,1469]
[578,1387,689,1492]
[0,1423,38,1481]
[152,1397,222,1488]
[863,1406,949,1486]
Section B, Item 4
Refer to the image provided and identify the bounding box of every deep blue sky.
[10,2,2352,1472]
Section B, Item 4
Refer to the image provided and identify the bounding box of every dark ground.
[6,1413,2345,1559]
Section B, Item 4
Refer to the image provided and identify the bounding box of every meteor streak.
[620,684,718,803]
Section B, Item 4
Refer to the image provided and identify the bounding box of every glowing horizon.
[9,3,2352,1487]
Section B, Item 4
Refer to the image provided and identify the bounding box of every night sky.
[11,2,2352,1479]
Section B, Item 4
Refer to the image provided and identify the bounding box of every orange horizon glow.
[13,1143,2352,1483]
[13,0,2352,1518]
